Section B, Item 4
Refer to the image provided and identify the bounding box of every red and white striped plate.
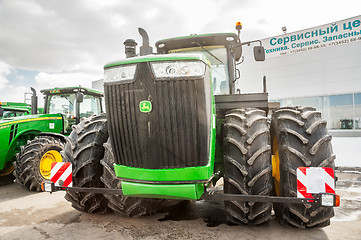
[297,167,335,199]
[50,162,73,187]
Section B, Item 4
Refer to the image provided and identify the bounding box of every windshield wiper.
[192,42,224,64]
[62,95,74,106]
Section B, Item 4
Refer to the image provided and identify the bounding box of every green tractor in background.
[0,101,32,119]
[57,24,337,228]
[0,101,44,119]
[0,86,103,189]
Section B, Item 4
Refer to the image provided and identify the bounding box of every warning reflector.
[297,167,335,199]
[50,162,72,187]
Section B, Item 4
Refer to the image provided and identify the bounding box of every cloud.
[0,0,254,75]
[0,61,12,90]
[0,0,360,104]
[1,86,29,103]
[0,0,182,74]
[0,61,28,101]
[33,71,102,106]
[0,0,117,73]
[35,72,102,90]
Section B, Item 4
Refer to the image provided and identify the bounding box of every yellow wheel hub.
[0,165,14,176]
[272,137,281,196]
[39,150,62,179]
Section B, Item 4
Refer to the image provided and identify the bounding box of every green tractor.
[48,24,337,228]
[0,86,103,189]
[0,101,44,119]
[0,101,32,119]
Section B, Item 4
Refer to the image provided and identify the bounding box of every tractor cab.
[41,87,103,134]
[155,31,265,96]
[156,33,238,95]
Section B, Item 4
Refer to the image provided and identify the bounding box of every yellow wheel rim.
[272,137,281,196]
[0,164,14,176]
[39,150,62,179]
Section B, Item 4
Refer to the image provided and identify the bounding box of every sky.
[0,0,360,104]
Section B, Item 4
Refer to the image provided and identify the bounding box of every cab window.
[48,94,76,117]
[170,46,230,95]
[80,95,102,118]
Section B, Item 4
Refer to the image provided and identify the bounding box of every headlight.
[104,64,137,83]
[150,61,206,79]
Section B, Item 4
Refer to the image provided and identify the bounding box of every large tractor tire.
[62,114,110,213]
[14,136,64,191]
[271,107,335,228]
[223,108,273,225]
[100,139,162,217]
[0,163,15,186]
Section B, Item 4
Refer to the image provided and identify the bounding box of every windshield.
[48,93,102,134]
[48,94,102,117]
[170,46,230,95]
[48,94,76,116]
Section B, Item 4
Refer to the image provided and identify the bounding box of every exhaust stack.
[30,87,38,115]
[138,28,153,56]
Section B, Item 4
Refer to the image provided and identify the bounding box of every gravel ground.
[0,171,360,240]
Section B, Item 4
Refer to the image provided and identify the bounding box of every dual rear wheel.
[223,107,335,228]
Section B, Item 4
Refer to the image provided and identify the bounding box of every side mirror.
[76,92,84,103]
[254,46,265,61]
[232,44,242,61]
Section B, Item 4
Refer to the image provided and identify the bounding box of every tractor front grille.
[105,62,211,169]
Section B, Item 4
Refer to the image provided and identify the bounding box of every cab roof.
[104,53,209,68]
[40,86,103,97]
[0,106,30,112]
[155,33,238,54]
[0,101,28,107]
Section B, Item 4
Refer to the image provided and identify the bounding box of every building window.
[274,92,361,130]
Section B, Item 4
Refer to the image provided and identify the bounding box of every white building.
[92,79,104,92]
[238,15,361,131]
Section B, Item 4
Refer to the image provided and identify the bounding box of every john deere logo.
[139,100,152,113]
